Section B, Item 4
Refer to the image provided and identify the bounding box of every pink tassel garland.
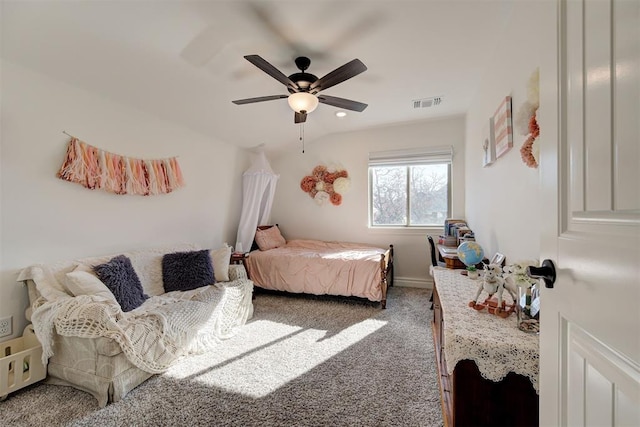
[56,137,184,195]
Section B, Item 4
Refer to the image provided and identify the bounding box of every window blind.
[368,146,453,167]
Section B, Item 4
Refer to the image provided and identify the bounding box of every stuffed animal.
[468,263,515,317]
[469,263,503,307]
[503,261,538,291]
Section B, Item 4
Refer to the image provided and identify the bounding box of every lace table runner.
[432,267,539,393]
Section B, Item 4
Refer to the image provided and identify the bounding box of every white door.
[539,0,640,425]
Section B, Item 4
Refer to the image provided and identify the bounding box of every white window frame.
[368,146,453,228]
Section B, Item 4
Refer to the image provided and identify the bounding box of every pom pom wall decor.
[300,164,350,206]
[516,69,540,168]
[57,135,184,195]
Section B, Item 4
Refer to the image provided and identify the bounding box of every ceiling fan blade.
[244,55,298,91]
[180,25,222,67]
[294,111,307,124]
[246,2,305,57]
[318,95,368,112]
[309,59,367,93]
[324,11,385,54]
[232,95,288,105]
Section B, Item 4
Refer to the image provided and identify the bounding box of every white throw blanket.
[31,280,254,373]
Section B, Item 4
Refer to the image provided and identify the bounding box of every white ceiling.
[2,0,513,151]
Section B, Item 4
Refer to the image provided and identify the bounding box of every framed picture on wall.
[490,252,506,266]
[482,117,496,167]
[493,96,513,159]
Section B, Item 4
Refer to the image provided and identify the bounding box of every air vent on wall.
[413,96,443,109]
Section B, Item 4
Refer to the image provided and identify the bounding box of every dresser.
[431,267,539,427]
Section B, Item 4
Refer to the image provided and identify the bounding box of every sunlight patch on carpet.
[166,317,387,398]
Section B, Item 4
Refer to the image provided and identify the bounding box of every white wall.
[0,61,249,339]
[269,116,466,288]
[464,0,550,263]
[0,2,4,293]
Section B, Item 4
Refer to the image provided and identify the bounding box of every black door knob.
[527,259,556,288]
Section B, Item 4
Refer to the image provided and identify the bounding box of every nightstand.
[230,252,249,279]
[230,252,248,265]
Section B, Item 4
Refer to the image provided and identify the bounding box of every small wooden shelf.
[230,252,248,264]
[437,245,465,269]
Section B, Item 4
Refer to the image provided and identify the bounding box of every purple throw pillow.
[162,250,214,293]
[93,255,148,312]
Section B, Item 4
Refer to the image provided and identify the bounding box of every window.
[369,147,452,227]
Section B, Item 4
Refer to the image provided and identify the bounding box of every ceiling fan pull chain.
[299,123,305,153]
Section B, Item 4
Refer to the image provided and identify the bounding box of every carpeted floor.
[0,287,443,427]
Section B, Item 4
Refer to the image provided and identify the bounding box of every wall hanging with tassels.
[57,134,184,195]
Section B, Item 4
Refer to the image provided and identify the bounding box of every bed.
[244,225,394,308]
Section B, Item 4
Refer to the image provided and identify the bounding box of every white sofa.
[17,243,254,407]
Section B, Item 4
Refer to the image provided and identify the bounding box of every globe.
[457,241,484,268]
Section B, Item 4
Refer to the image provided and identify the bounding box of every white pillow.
[210,245,231,282]
[64,264,118,304]
[30,265,73,301]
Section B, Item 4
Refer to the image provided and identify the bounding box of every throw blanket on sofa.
[31,280,253,373]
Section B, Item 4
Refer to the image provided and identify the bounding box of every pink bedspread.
[245,239,387,302]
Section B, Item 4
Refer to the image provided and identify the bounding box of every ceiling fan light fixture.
[288,92,319,114]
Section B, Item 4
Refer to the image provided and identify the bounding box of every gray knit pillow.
[162,250,214,293]
[93,255,148,312]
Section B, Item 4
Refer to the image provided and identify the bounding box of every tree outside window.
[370,163,449,227]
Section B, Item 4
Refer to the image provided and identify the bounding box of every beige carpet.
[0,287,443,427]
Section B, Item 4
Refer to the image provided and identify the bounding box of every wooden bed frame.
[251,225,394,308]
[378,244,394,308]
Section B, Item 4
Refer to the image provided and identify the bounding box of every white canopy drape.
[235,151,279,253]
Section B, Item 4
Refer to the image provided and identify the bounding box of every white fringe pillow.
[210,245,231,282]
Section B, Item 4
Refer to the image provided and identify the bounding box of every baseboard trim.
[393,276,433,289]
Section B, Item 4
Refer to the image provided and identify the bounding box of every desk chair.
[427,235,445,309]
[427,235,446,268]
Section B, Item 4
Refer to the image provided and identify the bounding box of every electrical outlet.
[0,316,12,338]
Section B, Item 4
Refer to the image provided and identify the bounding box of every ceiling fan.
[232,55,368,124]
